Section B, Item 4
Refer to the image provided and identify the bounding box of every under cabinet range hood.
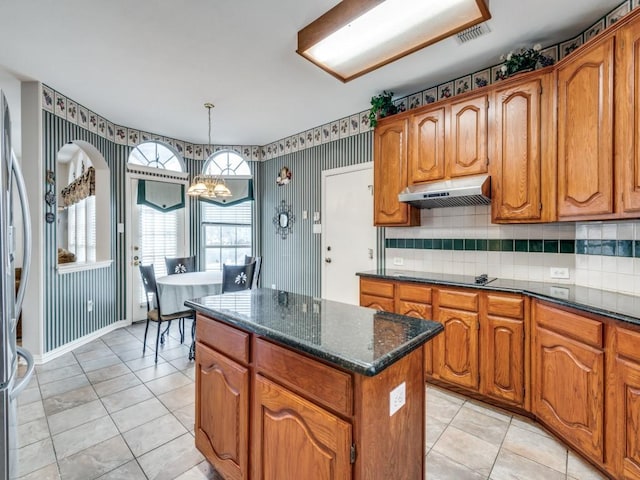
[398,174,491,209]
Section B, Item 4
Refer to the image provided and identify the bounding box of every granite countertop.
[357,269,640,326]
[185,289,443,377]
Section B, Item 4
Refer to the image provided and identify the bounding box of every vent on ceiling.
[456,23,490,44]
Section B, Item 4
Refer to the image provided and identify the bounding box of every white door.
[322,163,376,304]
[126,177,188,322]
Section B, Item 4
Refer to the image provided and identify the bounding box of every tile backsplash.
[385,206,640,296]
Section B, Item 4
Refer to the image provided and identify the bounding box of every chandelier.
[187,103,232,198]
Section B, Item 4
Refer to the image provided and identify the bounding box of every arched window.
[129,141,185,172]
[201,150,253,271]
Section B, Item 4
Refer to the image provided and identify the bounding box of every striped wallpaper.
[259,131,381,297]
[43,111,125,352]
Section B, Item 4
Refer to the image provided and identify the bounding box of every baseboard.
[34,319,131,365]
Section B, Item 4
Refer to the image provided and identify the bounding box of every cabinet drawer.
[255,339,353,417]
[534,302,603,348]
[360,278,394,298]
[487,293,524,319]
[196,314,250,364]
[397,283,432,304]
[616,326,640,363]
[360,294,395,312]
[438,288,479,311]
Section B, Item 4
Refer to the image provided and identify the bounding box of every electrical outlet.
[87,299,93,312]
[389,382,406,416]
[393,257,404,266]
[549,267,570,279]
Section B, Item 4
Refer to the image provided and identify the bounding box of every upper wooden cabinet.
[557,35,615,219]
[373,117,420,226]
[490,72,556,223]
[447,93,490,178]
[616,19,640,215]
[408,106,446,183]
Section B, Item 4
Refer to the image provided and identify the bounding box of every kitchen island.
[185,288,443,480]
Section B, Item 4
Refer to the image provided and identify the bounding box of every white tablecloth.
[156,271,222,315]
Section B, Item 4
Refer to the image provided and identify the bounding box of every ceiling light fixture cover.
[297,0,491,82]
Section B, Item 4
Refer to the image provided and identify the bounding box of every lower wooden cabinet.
[195,342,250,480]
[359,278,395,312]
[433,306,479,390]
[609,325,640,479]
[252,375,352,480]
[532,301,605,462]
[480,293,526,407]
[395,283,433,374]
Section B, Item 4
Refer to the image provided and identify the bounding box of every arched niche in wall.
[56,140,111,270]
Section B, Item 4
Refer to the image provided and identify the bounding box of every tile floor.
[15,319,608,480]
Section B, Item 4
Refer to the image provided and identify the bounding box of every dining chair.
[139,264,193,363]
[165,255,196,275]
[221,261,256,293]
[244,255,262,289]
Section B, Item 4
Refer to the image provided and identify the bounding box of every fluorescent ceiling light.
[297,0,491,82]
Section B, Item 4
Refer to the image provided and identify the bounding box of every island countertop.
[185,288,443,376]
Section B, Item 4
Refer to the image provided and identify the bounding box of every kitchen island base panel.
[196,314,428,480]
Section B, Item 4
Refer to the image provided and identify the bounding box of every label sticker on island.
[389,382,406,416]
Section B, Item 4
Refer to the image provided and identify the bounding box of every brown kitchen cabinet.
[395,282,434,374]
[607,325,640,479]
[359,277,395,312]
[556,33,615,220]
[196,341,250,480]
[616,19,640,216]
[373,117,419,226]
[446,93,489,178]
[252,374,352,480]
[408,106,446,184]
[532,301,605,462]
[480,292,527,408]
[432,288,480,390]
[490,72,556,223]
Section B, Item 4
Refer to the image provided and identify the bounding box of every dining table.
[156,270,223,359]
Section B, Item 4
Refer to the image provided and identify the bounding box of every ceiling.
[0,0,624,148]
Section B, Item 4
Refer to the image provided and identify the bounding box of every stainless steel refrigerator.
[0,90,34,479]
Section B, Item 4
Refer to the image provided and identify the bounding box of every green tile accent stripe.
[385,238,635,257]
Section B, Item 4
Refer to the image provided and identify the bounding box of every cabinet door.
[397,299,433,374]
[491,77,543,222]
[447,94,489,177]
[533,326,604,461]
[610,327,640,479]
[481,315,525,406]
[252,375,352,480]
[617,21,640,214]
[612,357,640,479]
[374,118,418,226]
[196,343,249,480]
[557,36,614,219]
[409,107,446,183]
[433,307,479,390]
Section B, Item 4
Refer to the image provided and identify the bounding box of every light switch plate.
[393,257,404,266]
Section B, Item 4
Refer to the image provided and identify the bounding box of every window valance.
[136,180,185,212]
[199,178,254,207]
[61,166,95,207]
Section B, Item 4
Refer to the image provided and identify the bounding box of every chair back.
[222,261,256,293]
[139,264,159,311]
[165,255,196,275]
[244,255,262,289]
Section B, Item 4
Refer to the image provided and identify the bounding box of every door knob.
[325,257,332,263]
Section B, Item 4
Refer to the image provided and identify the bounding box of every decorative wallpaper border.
[41,0,635,163]
[386,238,640,258]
